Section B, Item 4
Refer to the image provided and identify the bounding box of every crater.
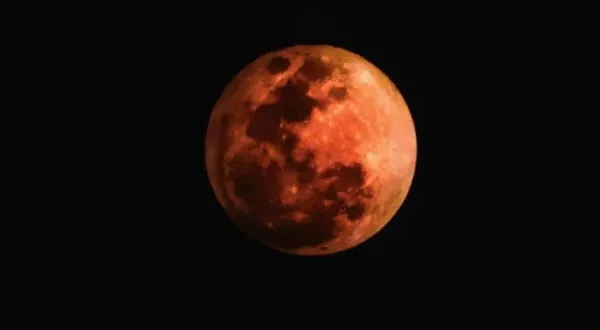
[329,86,348,101]
[319,162,371,222]
[296,160,317,184]
[246,79,318,144]
[278,80,318,123]
[321,162,365,187]
[245,102,282,145]
[266,56,291,74]
[346,204,365,220]
[230,155,282,208]
[298,57,334,81]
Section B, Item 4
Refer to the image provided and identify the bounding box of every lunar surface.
[205,45,417,255]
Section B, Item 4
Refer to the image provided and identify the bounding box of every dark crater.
[328,86,348,101]
[298,57,333,81]
[266,56,291,74]
[246,79,318,145]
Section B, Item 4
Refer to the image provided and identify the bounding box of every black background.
[6,2,590,319]
[76,5,569,280]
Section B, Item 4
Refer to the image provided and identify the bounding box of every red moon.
[205,45,417,255]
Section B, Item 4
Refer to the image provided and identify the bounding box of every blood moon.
[205,45,417,256]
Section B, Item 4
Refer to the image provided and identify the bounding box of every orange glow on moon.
[205,45,417,255]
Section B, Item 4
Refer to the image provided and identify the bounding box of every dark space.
[80,4,567,288]
[0,0,582,319]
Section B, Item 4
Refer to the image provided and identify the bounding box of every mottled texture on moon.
[205,45,417,255]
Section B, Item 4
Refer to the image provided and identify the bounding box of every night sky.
[94,5,560,276]
[13,0,585,315]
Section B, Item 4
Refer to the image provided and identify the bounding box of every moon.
[205,45,417,255]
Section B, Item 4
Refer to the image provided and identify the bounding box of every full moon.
[205,45,417,255]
